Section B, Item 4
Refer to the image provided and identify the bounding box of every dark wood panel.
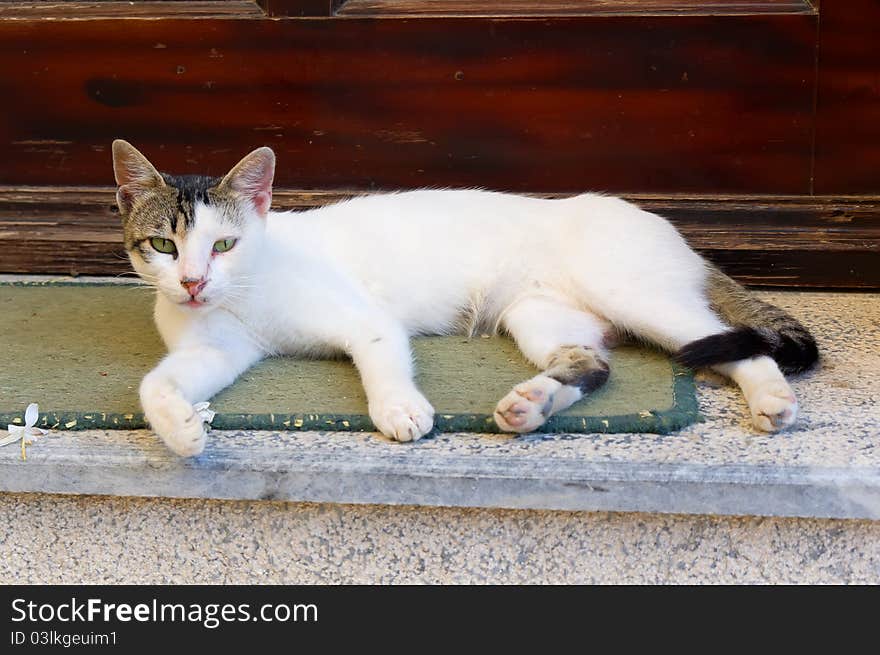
[0,2,263,19]
[1,187,877,287]
[4,0,813,16]
[814,0,880,194]
[256,0,344,17]
[696,249,880,288]
[336,0,816,17]
[0,15,816,194]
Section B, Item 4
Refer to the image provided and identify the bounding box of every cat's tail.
[674,265,819,374]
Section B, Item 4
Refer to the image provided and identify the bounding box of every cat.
[111,139,818,457]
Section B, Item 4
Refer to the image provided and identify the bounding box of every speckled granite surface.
[1,280,879,518]
[1,494,878,584]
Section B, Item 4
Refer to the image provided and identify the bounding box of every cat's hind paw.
[370,391,435,443]
[141,377,209,457]
[749,381,798,433]
[493,376,560,433]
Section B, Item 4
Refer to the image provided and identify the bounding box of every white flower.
[193,401,215,425]
[1,402,49,448]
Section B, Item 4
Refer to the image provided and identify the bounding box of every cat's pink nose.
[180,277,207,297]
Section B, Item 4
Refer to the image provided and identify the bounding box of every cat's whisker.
[122,272,160,284]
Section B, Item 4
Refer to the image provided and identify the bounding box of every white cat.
[112,140,818,456]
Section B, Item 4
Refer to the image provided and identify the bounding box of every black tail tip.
[675,326,819,373]
[776,332,820,374]
[674,327,774,370]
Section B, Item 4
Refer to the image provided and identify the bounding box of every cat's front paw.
[369,390,435,442]
[140,377,209,457]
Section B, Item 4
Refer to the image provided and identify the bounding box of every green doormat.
[0,283,700,434]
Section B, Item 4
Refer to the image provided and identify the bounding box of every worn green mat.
[0,283,699,434]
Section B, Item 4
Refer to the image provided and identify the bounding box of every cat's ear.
[218,147,275,217]
[112,140,165,216]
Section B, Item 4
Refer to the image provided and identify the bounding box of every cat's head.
[111,139,275,310]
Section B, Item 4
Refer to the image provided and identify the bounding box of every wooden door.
[0,0,877,286]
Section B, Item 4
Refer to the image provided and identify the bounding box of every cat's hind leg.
[494,296,612,433]
[606,295,798,432]
[713,357,798,431]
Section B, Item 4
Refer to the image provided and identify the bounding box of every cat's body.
[160,189,699,352]
[112,141,818,456]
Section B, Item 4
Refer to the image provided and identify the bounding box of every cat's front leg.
[140,373,211,457]
[347,323,434,442]
[368,387,435,443]
[140,339,262,456]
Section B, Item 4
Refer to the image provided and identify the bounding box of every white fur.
[133,189,797,456]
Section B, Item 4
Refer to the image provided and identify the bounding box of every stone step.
[2,277,878,521]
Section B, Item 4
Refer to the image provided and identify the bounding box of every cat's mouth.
[170,288,216,308]
[179,294,209,308]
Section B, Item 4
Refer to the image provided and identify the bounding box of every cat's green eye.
[149,237,177,255]
[212,238,237,253]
